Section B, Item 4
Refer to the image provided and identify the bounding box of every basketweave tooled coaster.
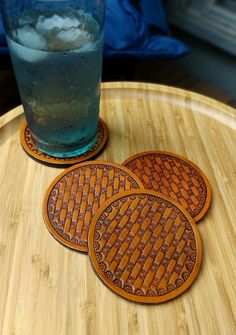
[88,189,202,304]
[43,161,144,252]
[123,151,212,222]
[20,118,108,167]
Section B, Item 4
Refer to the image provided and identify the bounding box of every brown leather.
[43,161,144,252]
[88,189,202,304]
[20,118,108,167]
[123,151,212,222]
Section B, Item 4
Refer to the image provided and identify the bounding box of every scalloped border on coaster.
[88,189,202,304]
[43,161,144,252]
[123,151,212,222]
[20,118,108,166]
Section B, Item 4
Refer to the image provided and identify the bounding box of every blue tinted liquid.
[7,10,103,157]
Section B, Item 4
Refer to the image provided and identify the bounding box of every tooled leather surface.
[24,120,107,163]
[91,193,200,300]
[47,164,142,251]
[124,153,208,219]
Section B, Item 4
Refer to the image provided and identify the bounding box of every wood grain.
[0,82,235,335]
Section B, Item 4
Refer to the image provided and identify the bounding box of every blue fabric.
[104,0,188,58]
[139,0,169,33]
[0,0,188,61]
[0,9,7,48]
[104,0,148,51]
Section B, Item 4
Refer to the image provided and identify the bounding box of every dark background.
[1,1,236,117]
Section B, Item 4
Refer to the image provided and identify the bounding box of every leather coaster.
[88,189,202,304]
[43,161,144,252]
[20,118,108,167]
[123,151,212,222]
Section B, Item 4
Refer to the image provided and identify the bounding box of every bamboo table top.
[0,82,235,335]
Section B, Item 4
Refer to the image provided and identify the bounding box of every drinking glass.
[1,0,105,157]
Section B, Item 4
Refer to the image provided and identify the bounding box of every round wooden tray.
[0,82,235,334]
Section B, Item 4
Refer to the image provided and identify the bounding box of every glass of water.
[1,0,105,157]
